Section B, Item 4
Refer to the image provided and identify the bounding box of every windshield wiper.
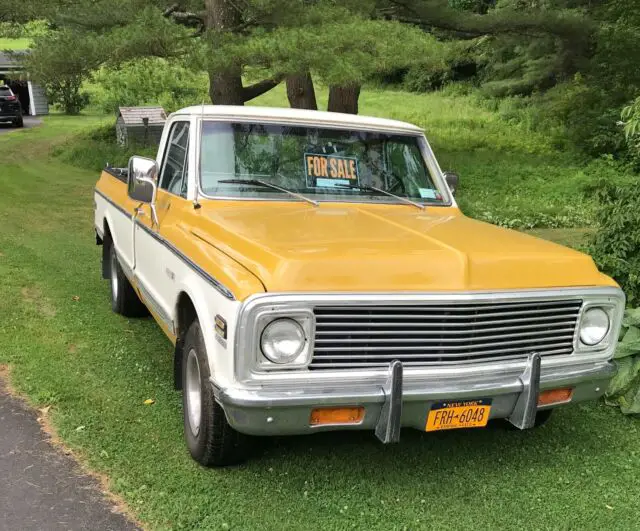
[217,179,319,206]
[335,183,425,210]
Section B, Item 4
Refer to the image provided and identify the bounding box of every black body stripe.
[94,188,236,301]
[95,188,131,219]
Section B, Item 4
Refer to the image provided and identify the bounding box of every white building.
[0,51,49,116]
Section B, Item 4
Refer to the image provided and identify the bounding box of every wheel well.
[174,292,198,390]
[102,222,113,279]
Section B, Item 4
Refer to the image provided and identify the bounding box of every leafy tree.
[23,29,102,114]
[20,0,640,129]
[19,0,448,113]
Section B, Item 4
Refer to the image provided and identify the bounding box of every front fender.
[173,275,241,390]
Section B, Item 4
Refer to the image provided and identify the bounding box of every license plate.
[425,399,492,432]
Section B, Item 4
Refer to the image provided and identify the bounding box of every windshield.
[199,121,448,205]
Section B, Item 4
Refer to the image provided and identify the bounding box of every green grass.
[1,114,640,530]
[0,37,31,50]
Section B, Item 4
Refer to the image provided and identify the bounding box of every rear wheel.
[13,116,23,128]
[182,320,249,467]
[108,241,148,317]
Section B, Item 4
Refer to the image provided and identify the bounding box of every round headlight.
[579,307,610,346]
[260,318,306,364]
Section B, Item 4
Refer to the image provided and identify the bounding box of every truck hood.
[194,201,610,295]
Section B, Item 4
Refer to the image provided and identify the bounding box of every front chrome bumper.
[213,357,616,439]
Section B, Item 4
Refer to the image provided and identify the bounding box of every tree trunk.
[208,68,246,105]
[204,0,283,105]
[286,72,318,110]
[327,84,361,114]
[205,0,245,105]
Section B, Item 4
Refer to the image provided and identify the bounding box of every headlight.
[260,318,306,364]
[579,307,610,346]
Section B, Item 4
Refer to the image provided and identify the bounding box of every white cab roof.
[173,105,423,134]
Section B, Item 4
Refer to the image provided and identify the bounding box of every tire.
[14,116,23,128]
[108,241,148,317]
[182,320,249,467]
[533,409,553,427]
[502,409,554,430]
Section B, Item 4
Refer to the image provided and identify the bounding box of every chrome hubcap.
[185,349,202,437]
[110,248,119,296]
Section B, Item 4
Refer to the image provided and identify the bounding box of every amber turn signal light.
[310,407,365,426]
[538,388,573,407]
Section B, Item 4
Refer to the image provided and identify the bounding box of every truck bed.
[104,166,128,184]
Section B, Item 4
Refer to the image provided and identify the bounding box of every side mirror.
[443,171,459,196]
[127,156,158,204]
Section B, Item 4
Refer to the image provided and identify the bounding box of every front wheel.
[533,409,553,427]
[182,320,249,467]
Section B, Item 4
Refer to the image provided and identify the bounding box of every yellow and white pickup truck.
[94,105,625,467]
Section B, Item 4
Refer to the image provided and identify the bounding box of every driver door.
[133,121,190,333]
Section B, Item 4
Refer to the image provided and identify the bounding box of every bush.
[403,58,478,93]
[89,58,208,114]
[589,180,640,305]
[622,96,640,153]
[53,124,156,172]
[605,308,640,416]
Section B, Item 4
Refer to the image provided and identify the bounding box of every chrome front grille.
[310,299,583,369]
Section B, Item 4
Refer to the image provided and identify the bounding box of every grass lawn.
[0,37,32,50]
[1,114,639,530]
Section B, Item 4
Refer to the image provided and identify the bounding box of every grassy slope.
[1,112,638,530]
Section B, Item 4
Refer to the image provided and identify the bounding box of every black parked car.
[0,85,24,128]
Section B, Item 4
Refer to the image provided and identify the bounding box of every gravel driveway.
[0,117,42,134]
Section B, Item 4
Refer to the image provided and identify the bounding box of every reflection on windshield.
[200,121,446,204]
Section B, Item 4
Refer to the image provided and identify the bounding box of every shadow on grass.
[248,407,581,481]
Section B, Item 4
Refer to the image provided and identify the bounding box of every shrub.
[589,180,640,305]
[622,96,640,160]
[605,308,640,415]
[89,58,208,114]
[53,124,156,172]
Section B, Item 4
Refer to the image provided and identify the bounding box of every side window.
[159,122,190,197]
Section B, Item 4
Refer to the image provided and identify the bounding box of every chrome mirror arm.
[137,176,159,226]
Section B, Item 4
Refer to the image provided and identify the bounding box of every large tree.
[21,0,601,116]
[20,0,447,112]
